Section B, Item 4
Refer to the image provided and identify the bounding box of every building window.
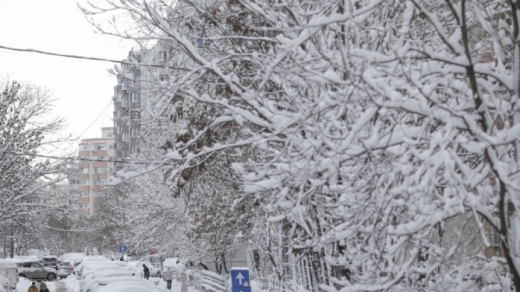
[123,97,129,107]
[197,37,211,48]
[94,168,106,173]
[82,168,89,174]
[131,93,140,102]
[94,202,102,208]
[70,179,80,185]
[69,190,78,195]
[109,145,114,150]
[158,50,167,61]
[131,128,139,137]
[160,74,169,81]
[94,144,105,150]
[117,125,122,134]
[490,227,501,247]
[80,144,88,151]
[130,110,139,120]
[80,180,88,185]
[107,133,113,138]
[94,179,105,185]
[122,132,128,141]
[79,203,88,208]
[81,191,89,197]
[94,156,105,160]
[94,191,104,197]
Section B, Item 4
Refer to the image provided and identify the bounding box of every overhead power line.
[4,150,181,167]
[10,151,129,163]
[5,151,134,164]
[0,44,188,71]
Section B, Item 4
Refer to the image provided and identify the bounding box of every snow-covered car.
[128,261,161,278]
[73,256,111,277]
[162,258,182,278]
[57,261,74,279]
[41,256,58,268]
[59,253,86,267]
[95,278,167,292]
[0,274,12,292]
[77,261,134,280]
[79,270,136,292]
[15,261,57,281]
[0,259,18,292]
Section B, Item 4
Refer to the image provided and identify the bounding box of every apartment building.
[113,42,175,163]
[69,127,114,219]
[113,49,144,160]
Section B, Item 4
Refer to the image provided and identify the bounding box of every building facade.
[113,49,144,160]
[69,127,114,219]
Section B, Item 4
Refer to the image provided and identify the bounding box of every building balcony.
[78,197,89,203]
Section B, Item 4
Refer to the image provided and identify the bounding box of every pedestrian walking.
[180,279,190,292]
[142,264,150,280]
[27,282,38,292]
[163,267,173,290]
[39,283,50,292]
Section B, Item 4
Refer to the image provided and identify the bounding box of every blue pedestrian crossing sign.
[230,268,251,292]
[119,245,127,253]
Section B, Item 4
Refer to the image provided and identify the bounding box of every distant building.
[69,127,114,219]
[113,49,143,160]
[113,19,213,163]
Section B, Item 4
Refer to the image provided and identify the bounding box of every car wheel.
[47,273,56,281]
[19,274,26,278]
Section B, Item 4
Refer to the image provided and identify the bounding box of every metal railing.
[200,270,227,292]
[256,277,295,292]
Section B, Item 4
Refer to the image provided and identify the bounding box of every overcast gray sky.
[0,0,131,146]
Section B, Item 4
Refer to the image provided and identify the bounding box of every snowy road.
[55,281,67,292]
[15,277,67,292]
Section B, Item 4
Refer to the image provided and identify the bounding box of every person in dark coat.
[39,282,50,292]
[142,264,150,280]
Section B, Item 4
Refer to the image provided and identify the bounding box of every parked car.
[57,261,74,278]
[73,256,111,276]
[80,270,135,292]
[0,260,17,292]
[15,261,57,281]
[77,261,133,280]
[41,256,58,268]
[128,261,161,278]
[96,278,167,292]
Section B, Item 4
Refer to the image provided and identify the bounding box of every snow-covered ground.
[15,277,60,292]
[13,275,203,292]
[62,274,200,292]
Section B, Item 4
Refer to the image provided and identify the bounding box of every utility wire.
[76,100,112,140]
[58,101,113,157]
[0,44,188,71]
[4,150,170,165]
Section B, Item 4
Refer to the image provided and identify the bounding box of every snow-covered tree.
[0,77,70,256]
[83,0,520,290]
